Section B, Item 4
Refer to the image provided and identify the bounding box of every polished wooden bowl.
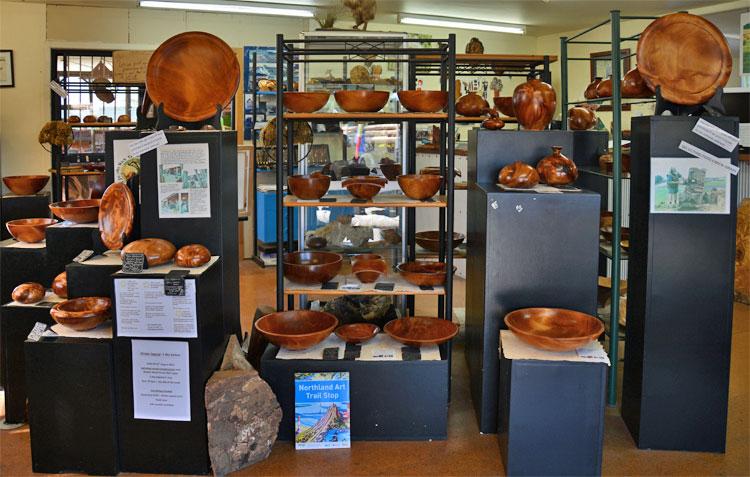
[492,96,515,117]
[12,282,45,304]
[341,176,388,188]
[504,307,604,351]
[283,92,330,113]
[346,182,382,200]
[99,182,135,250]
[2,175,49,195]
[498,161,540,189]
[568,106,596,131]
[456,91,489,117]
[352,257,387,283]
[335,323,379,344]
[397,90,448,113]
[419,167,461,178]
[287,174,331,200]
[50,297,111,331]
[146,31,240,122]
[621,67,653,98]
[384,317,459,347]
[397,261,453,287]
[121,238,177,267]
[595,77,613,98]
[255,310,338,350]
[512,78,556,130]
[52,271,68,298]
[283,251,343,284]
[6,218,57,243]
[175,244,211,268]
[49,199,101,224]
[334,90,389,113]
[352,253,383,264]
[397,174,442,200]
[414,231,465,253]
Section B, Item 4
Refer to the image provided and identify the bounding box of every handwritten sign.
[113,50,152,83]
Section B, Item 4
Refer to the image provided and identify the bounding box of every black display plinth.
[622,116,739,452]
[66,251,122,298]
[0,300,59,423]
[0,192,50,240]
[465,182,600,433]
[112,258,225,475]
[0,239,49,304]
[25,335,118,475]
[261,345,449,441]
[45,221,98,271]
[498,350,606,476]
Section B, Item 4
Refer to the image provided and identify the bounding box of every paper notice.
[692,118,740,152]
[156,143,211,218]
[114,278,197,338]
[678,141,739,175]
[129,130,168,156]
[132,340,190,421]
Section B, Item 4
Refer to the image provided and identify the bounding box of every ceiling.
[12,0,743,35]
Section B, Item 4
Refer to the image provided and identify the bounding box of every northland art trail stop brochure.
[294,372,351,449]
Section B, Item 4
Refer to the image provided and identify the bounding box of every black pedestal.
[622,116,739,452]
[261,345,449,441]
[25,335,119,475]
[465,183,600,433]
[498,351,606,476]
[45,221,98,271]
[0,193,50,240]
[66,251,122,298]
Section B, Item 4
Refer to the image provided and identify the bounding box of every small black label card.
[401,346,421,361]
[419,285,434,291]
[122,253,146,273]
[321,281,339,290]
[375,282,395,291]
[344,343,362,360]
[73,249,94,263]
[322,347,339,360]
[319,197,336,202]
[350,198,368,204]
[164,269,189,296]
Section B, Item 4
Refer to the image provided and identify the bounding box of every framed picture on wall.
[0,50,14,88]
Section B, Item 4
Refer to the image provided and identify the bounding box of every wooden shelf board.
[284,194,447,208]
[284,275,445,296]
[415,53,558,66]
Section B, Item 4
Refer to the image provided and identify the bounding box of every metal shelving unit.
[560,10,657,406]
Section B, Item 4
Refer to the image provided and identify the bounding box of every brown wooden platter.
[98,182,135,250]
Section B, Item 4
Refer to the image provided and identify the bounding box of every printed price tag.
[49,80,68,98]
[164,270,189,297]
[73,249,94,263]
[122,253,146,273]
[27,322,48,342]
[678,141,739,175]
[129,130,168,156]
[692,118,740,152]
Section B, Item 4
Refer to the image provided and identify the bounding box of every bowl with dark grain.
[255,310,338,350]
[396,261,454,287]
[283,251,343,284]
[3,175,49,195]
[345,182,383,200]
[50,297,111,331]
[352,257,387,283]
[414,231,465,253]
[12,282,46,304]
[52,271,68,298]
[6,218,58,243]
[341,176,387,188]
[397,90,448,113]
[352,253,383,264]
[334,90,389,113]
[283,92,330,113]
[287,173,331,200]
[49,199,101,224]
[384,316,459,347]
[379,162,402,181]
[335,323,379,344]
[504,307,604,351]
[397,174,442,200]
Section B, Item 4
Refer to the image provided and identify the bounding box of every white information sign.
[156,143,211,218]
[692,118,740,152]
[132,339,190,421]
[115,278,197,338]
[128,130,168,156]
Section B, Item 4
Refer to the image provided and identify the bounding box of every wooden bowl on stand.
[335,323,379,344]
[283,92,330,113]
[49,199,101,224]
[397,174,442,200]
[283,251,343,284]
[397,261,453,287]
[6,218,58,243]
[504,307,604,351]
[334,90,389,113]
[384,317,459,347]
[255,310,338,350]
[2,175,49,195]
[397,90,448,113]
[50,297,111,331]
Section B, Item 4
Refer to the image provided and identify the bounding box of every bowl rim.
[384,316,459,344]
[7,218,59,226]
[503,307,604,342]
[396,173,444,181]
[3,175,49,180]
[283,251,343,266]
[51,297,112,317]
[396,261,455,275]
[414,230,466,241]
[334,89,390,97]
[335,322,380,339]
[255,311,339,338]
[49,199,101,209]
[288,173,331,181]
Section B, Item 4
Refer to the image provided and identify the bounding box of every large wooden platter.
[637,13,732,105]
[98,183,135,250]
[146,31,240,122]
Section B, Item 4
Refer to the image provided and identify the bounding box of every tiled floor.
[1,260,747,476]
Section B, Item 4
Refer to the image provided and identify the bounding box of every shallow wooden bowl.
[504,307,604,351]
[121,238,177,267]
[397,174,442,200]
[49,199,101,224]
[255,310,338,350]
[346,182,382,200]
[287,174,331,200]
[2,175,49,195]
[174,244,211,268]
[384,317,459,347]
[396,261,454,287]
[52,271,68,298]
[352,258,387,283]
[283,251,343,284]
[12,282,45,304]
[397,90,448,113]
[283,92,330,113]
[99,182,135,250]
[334,90,389,113]
[335,323,379,344]
[6,218,58,243]
[341,176,387,188]
[414,231,465,253]
[50,297,111,331]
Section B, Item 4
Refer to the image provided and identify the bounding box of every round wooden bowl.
[50,297,111,331]
[49,199,101,224]
[397,174,442,200]
[334,90,389,113]
[352,253,383,265]
[335,323,379,344]
[504,307,604,351]
[345,182,382,200]
[174,244,211,268]
[283,251,343,285]
[254,310,338,350]
[419,167,461,178]
[379,162,402,180]
[6,218,58,243]
[396,261,454,287]
[492,96,515,117]
[121,238,177,267]
[342,176,387,188]
[414,231,465,253]
[12,282,45,304]
[384,317,459,347]
[99,182,135,250]
[352,258,387,283]
[283,92,330,113]
[397,90,448,113]
[2,175,49,195]
[287,174,331,200]
[52,271,68,298]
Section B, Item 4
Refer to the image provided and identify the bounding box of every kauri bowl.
[397,261,454,287]
[352,253,383,265]
[346,182,382,200]
[384,316,459,347]
[2,175,49,195]
[121,238,177,267]
[335,323,379,344]
[174,244,211,268]
[397,174,442,200]
[341,176,387,188]
[504,307,604,351]
[254,310,338,350]
[414,231,465,253]
[49,199,101,224]
[352,257,387,283]
[283,91,330,113]
[12,282,45,304]
[334,90,389,113]
[50,297,111,331]
[283,251,343,284]
[397,90,448,113]
[288,174,331,200]
[6,218,58,243]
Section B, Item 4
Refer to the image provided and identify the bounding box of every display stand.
[65,250,122,298]
[622,116,739,452]
[0,192,50,240]
[465,129,602,433]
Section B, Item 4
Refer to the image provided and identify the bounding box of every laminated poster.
[650,157,730,215]
[294,372,350,450]
[112,139,141,183]
[157,143,211,218]
[132,339,190,422]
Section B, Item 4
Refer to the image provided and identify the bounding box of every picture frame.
[0,50,14,88]
[590,49,631,111]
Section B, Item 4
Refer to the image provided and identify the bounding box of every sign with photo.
[294,372,350,450]
[650,157,731,215]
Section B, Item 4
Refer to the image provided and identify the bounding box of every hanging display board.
[113,50,152,83]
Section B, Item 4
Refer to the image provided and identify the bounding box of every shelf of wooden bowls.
[49,296,111,331]
[384,316,459,347]
[335,323,380,344]
[283,270,446,296]
[503,307,604,352]
[284,194,447,208]
[254,310,338,350]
